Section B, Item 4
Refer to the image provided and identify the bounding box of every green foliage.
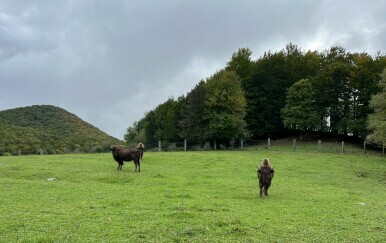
[367,69,386,145]
[0,151,385,242]
[154,97,185,143]
[226,47,253,81]
[125,44,386,144]
[282,79,320,131]
[0,105,121,154]
[243,44,318,137]
[309,48,386,137]
[134,97,186,146]
[124,121,146,145]
[124,121,139,143]
[248,51,289,136]
[203,70,247,142]
[313,48,353,135]
[350,53,384,137]
[179,81,207,142]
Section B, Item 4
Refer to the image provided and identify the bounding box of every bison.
[110,145,142,172]
[257,158,275,198]
[136,142,145,161]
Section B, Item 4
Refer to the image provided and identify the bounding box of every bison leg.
[133,160,140,172]
[117,161,123,171]
[259,184,263,198]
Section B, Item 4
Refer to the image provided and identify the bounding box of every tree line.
[125,44,386,148]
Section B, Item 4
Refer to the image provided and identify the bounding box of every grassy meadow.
[0,149,385,242]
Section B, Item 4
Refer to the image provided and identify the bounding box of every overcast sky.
[1,0,385,139]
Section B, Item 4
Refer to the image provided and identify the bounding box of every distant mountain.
[0,105,122,155]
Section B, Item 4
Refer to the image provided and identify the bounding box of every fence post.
[184,138,187,151]
[342,141,344,153]
[18,149,21,156]
[318,140,321,152]
[39,148,43,155]
[268,138,271,150]
[158,140,161,152]
[293,139,296,152]
[240,138,244,149]
[364,141,366,154]
[214,140,217,150]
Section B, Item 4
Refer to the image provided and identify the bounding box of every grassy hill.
[0,105,122,154]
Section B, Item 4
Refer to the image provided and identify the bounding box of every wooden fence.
[144,139,385,155]
[2,139,384,155]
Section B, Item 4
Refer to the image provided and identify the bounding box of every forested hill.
[0,105,122,154]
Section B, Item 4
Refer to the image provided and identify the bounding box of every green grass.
[0,150,385,242]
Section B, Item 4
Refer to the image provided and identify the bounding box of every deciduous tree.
[282,79,320,139]
[367,69,386,145]
[179,81,207,143]
[203,70,247,145]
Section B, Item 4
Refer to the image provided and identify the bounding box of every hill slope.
[0,105,122,154]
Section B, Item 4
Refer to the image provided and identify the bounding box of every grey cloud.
[0,0,385,139]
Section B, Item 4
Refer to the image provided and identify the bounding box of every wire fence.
[1,139,384,156]
[137,139,385,155]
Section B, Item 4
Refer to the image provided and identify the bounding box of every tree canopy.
[125,44,386,148]
[281,79,320,133]
[203,70,247,144]
[367,68,386,145]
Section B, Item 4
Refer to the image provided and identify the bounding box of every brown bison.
[257,158,275,198]
[136,142,145,161]
[110,145,142,172]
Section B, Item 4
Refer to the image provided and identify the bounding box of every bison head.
[136,142,145,150]
[257,167,275,183]
[110,145,121,157]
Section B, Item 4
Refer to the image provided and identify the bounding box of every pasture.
[0,150,385,242]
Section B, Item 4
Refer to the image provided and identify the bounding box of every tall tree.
[350,53,386,138]
[226,47,253,82]
[143,110,158,146]
[367,68,386,145]
[312,47,352,136]
[179,81,207,143]
[203,70,247,145]
[124,121,140,144]
[281,79,320,139]
[226,48,260,139]
[153,97,184,143]
[126,44,386,144]
[248,50,290,138]
[244,43,319,138]
[124,121,147,146]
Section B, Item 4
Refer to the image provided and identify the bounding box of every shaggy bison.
[136,142,145,160]
[110,144,143,172]
[257,158,275,198]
